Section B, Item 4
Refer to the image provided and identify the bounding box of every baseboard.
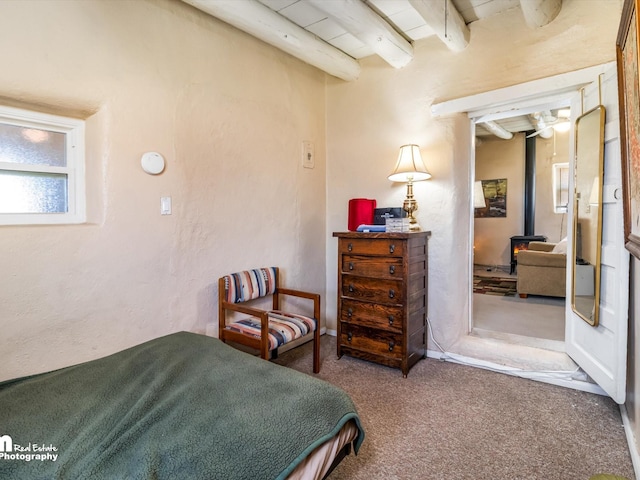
[620,404,640,480]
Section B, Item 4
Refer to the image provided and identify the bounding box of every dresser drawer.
[339,238,405,257]
[340,298,403,332]
[341,276,404,304]
[340,323,403,358]
[341,255,404,279]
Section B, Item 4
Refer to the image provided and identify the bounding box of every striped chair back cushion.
[223,267,277,303]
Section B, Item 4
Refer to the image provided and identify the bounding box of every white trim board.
[431,62,615,118]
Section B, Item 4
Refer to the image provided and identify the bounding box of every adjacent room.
[1,0,640,479]
[472,122,570,349]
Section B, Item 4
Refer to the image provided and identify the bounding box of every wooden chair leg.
[260,313,270,360]
[313,322,320,374]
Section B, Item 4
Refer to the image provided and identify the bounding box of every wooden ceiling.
[183,0,563,79]
[182,0,566,137]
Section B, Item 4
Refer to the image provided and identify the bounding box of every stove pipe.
[524,132,536,236]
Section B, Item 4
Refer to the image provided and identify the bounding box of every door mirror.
[571,105,605,326]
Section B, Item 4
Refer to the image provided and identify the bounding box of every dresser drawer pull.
[349,284,355,293]
[349,262,354,271]
[388,315,394,325]
[388,341,395,352]
[389,289,395,299]
[389,244,395,254]
[347,332,353,342]
[389,265,395,274]
[348,243,353,252]
[347,308,353,318]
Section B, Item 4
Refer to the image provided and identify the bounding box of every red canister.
[348,198,376,231]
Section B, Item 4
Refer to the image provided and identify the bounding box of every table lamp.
[388,144,431,231]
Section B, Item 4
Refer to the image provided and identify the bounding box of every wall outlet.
[302,141,314,169]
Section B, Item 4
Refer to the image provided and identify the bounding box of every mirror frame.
[571,105,605,327]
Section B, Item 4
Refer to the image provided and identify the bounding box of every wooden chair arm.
[274,288,320,322]
[220,301,269,320]
[277,288,320,303]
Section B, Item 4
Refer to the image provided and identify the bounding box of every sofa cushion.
[518,250,567,267]
[528,241,555,252]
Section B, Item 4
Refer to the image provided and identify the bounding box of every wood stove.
[510,235,547,274]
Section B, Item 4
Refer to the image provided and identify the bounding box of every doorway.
[430,62,627,401]
[471,124,570,350]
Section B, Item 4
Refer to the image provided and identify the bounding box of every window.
[0,105,85,225]
[552,162,569,214]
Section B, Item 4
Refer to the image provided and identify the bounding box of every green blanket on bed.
[0,332,364,479]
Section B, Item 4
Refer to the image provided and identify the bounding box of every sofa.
[516,240,567,298]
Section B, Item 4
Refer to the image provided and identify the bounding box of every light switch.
[302,141,314,169]
[161,196,172,215]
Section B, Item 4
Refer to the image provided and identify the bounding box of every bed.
[0,331,364,479]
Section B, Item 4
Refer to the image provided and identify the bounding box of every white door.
[565,65,630,404]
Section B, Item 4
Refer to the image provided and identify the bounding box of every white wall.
[0,0,327,380]
[325,1,623,362]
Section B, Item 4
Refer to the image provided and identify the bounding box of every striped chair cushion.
[226,310,316,351]
[223,267,277,303]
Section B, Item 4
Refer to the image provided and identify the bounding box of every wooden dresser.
[333,231,429,377]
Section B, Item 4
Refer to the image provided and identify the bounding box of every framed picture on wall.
[617,0,640,259]
[475,178,507,218]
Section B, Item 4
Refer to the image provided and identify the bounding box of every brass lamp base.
[403,180,421,231]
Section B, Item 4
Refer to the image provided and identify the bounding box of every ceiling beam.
[182,0,360,81]
[529,112,554,138]
[408,0,469,52]
[308,0,413,69]
[480,121,514,140]
[519,0,563,28]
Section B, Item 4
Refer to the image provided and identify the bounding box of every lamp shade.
[388,144,432,182]
[474,181,486,209]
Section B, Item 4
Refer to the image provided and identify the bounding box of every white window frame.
[552,162,570,214]
[0,105,86,225]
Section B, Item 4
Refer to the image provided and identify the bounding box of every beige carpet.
[275,335,635,480]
